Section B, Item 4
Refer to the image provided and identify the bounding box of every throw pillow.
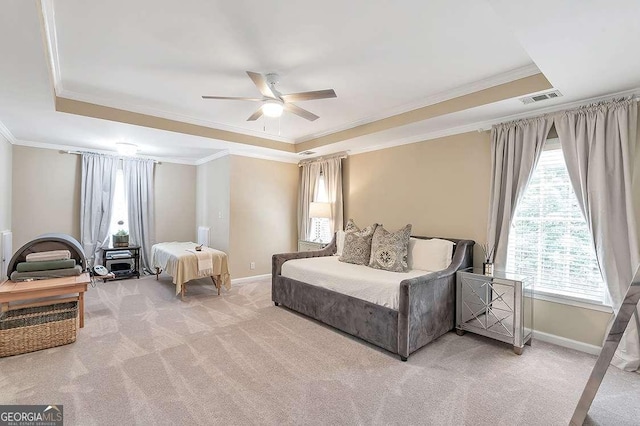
[368,224,412,272]
[408,238,455,271]
[339,219,378,265]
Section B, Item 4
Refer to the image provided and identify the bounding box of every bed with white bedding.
[282,256,433,309]
[272,235,474,361]
[151,242,231,299]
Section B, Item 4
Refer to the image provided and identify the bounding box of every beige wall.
[12,146,195,250]
[12,146,81,249]
[196,156,230,252]
[344,131,492,266]
[344,132,613,347]
[155,161,197,243]
[0,135,11,234]
[229,155,298,278]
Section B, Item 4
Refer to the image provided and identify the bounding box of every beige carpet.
[1,274,639,425]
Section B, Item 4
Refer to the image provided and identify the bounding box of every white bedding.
[280,256,432,310]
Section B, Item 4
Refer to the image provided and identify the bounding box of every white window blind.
[310,174,332,243]
[108,168,129,237]
[506,144,606,303]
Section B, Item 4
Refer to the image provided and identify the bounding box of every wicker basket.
[0,301,78,357]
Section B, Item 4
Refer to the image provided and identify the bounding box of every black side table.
[101,246,141,282]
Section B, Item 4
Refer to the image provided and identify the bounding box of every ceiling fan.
[202,71,337,122]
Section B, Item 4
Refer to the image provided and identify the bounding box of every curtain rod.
[298,151,348,167]
[65,150,160,164]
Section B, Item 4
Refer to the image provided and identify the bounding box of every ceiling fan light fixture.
[262,100,284,118]
[116,142,138,156]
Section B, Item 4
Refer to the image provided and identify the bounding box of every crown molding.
[194,150,229,165]
[348,86,640,156]
[226,149,299,164]
[0,120,17,145]
[295,64,542,144]
[59,89,294,144]
[12,137,299,166]
[11,138,200,165]
[40,0,63,94]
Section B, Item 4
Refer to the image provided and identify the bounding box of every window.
[310,173,332,243]
[108,168,129,237]
[506,141,606,304]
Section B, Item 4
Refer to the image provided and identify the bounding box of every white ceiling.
[1,0,639,164]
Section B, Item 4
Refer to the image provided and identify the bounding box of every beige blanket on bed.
[151,242,231,295]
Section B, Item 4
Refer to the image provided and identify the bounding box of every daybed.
[272,235,474,361]
[151,242,231,299]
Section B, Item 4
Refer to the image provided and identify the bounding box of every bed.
[151,242,231,299]
[272,235,474,361]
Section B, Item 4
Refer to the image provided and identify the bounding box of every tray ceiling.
[1,0,639,163]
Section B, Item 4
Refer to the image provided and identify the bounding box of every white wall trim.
[227,149,299,164]
[40,0,63,94]
[195,149,299,166]
[231,274,271,285]
[194,150,230,165]
[295,64,542,143]
[11,138,200,165]
[0,120,17,145]
[534,330,602,356]
[9,137,299,166]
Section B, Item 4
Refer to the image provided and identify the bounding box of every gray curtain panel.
[555,99,640,372]
[297,155,346,241]
[297,162,321,241]
[123,158,155,272]
[80,153,118,266]
[320,157,344,235]
[486,117,553,266]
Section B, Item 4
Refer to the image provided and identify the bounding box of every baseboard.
[534,330,602,355]
[231,274,271,285]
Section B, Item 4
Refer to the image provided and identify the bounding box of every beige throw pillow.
[408,238,455,271]
[339,219,378,265]
[368,224,412,272]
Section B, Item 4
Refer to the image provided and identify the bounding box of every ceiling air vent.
[520,90,563,105]
[299,151,316,156]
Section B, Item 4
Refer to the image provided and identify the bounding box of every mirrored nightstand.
[456,268,534,354]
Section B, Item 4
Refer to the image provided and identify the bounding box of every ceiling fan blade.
[202,96,263,101]
[281,89,337,102]
[246,71,277,98]
[284,103,319,121]
[247,108,264,121]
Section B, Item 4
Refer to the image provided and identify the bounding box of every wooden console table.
[0,273,90,328]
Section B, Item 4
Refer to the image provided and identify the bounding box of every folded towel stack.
[11,250,81,282]
[25,250,71,262]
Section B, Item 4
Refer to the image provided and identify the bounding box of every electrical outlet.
[218,211,223,219]
[250,262,255,270]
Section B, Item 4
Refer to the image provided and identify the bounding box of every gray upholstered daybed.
[272,235,474,361]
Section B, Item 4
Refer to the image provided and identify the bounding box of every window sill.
[532,291,613,313]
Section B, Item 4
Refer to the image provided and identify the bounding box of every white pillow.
[335,230,346,256]
[408,238,455,271]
